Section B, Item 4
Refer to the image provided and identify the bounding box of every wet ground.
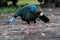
[0,8,60,40]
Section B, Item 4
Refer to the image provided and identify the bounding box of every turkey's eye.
[35,11,41,15]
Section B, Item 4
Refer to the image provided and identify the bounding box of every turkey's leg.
[23,22,30,35]
[32,20,37,34]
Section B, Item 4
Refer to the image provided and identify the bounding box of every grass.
[0,6,21,13]
[17,0,40,5]
[0,0,41,13]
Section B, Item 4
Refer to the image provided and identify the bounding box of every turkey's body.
[14,5,40,24]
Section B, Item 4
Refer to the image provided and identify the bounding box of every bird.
[7,5,50,34]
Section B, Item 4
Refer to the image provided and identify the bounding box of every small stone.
[41,33,45,36]
[49,9,53,11]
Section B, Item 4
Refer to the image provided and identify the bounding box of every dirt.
[0,8,60,40]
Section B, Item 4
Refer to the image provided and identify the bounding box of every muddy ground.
[0,8,60,40]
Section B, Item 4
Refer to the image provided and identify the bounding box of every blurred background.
[0,0,60,13]
[0,0,60,40]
